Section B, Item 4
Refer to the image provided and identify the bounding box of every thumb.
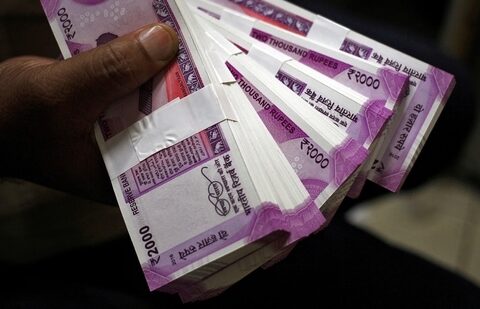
[48,23,178,118]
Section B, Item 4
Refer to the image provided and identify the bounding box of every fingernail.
[139,24,178,62]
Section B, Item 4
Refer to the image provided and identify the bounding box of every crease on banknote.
[248,198,325,245]
[333,138,369,186]
[379,67,410,103]
[247,42,292,74]
[130,83,237,162]
[363,99,392,143]
[431,67,456,103]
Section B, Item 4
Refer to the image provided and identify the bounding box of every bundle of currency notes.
[40,0,455,302]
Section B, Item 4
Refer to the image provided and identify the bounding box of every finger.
[45,23,179,118]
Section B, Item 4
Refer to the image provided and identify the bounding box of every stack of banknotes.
[41,0,455,302]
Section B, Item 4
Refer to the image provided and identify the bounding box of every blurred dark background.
[0,0,479,307]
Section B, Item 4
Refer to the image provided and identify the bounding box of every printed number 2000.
[57,8,76,40]
[139,226,160,258]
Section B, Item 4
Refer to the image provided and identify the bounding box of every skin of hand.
[0,23,179,204]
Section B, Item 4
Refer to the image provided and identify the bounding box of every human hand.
[0,23,179,204]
